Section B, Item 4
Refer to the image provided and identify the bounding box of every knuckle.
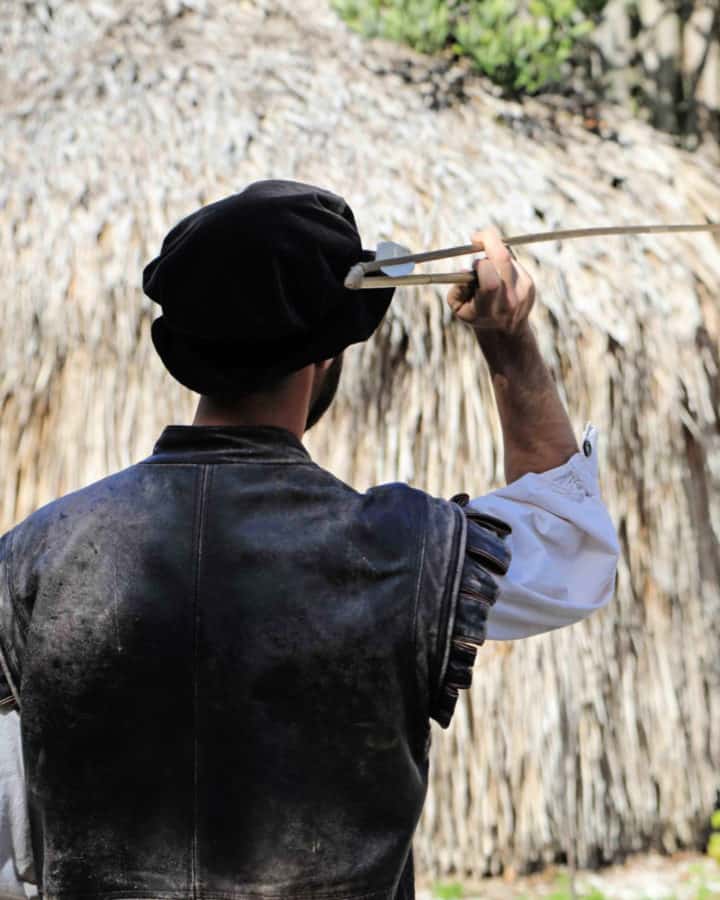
[519,271,534,292]
[487,249,510,270]
[475,262,500,294]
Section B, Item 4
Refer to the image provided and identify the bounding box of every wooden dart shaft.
[359,272,476,288]
[357,222,720,277]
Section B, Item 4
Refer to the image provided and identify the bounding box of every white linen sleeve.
[467,424,620,641]
[0,710,38,897]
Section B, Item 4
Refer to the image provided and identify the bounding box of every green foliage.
[331,0,451,53]
[708,806,720,864]
[548,889,608,900]
[708,831,720,865]
[547,875,610,900]
[331,0,607,94]
[547,889,606,900]
[695,884,720,900]
[431,881,464,899]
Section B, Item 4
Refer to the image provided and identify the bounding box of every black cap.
[143,180,395,394]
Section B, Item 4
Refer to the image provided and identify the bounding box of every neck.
[191,370,313,441]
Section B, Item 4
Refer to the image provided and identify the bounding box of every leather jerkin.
[0,426,509,900]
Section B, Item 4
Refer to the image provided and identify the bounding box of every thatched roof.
[2,0,720,879]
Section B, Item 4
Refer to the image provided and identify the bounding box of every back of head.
[143,180,395,396]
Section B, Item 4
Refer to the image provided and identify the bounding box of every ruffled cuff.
[0,649,19,712]
[430,495,512,728]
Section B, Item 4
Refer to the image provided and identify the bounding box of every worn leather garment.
[0,426,510,900]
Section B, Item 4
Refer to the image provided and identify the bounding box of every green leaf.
[331,0,607,95]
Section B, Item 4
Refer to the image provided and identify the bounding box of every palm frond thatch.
[2,0,720,878]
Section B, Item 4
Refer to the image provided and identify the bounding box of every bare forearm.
[476,323,578,483]
[446,225,578,481]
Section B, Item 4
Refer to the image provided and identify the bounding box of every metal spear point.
[344,223,720,290]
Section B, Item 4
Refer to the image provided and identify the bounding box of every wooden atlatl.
[345,223,720,288]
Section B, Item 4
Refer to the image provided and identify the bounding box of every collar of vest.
[144,425,312,465]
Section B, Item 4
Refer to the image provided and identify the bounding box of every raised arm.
[446,226,619,643]
[447,226,578,483]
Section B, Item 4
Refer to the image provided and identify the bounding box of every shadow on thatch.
[2,0,720,880]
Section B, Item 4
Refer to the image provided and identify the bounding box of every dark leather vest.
[0,426,510,900]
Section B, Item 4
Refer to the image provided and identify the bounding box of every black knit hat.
[143,180,395,394]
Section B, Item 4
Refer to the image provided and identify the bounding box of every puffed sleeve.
[0,532,37,894]
[0,531,23,711]
[469,425,619,641]
[0,710,38,894]
[428,425,618,727]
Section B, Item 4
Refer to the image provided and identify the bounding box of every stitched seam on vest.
[409,491,429,727]
[139,460,316,467]
[434,504,467,699]
[191,465,211,900]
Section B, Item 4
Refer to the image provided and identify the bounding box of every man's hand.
[447,227,535,335]
[447,226,578,483]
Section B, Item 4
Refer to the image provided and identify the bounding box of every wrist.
[474,322,537,376]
